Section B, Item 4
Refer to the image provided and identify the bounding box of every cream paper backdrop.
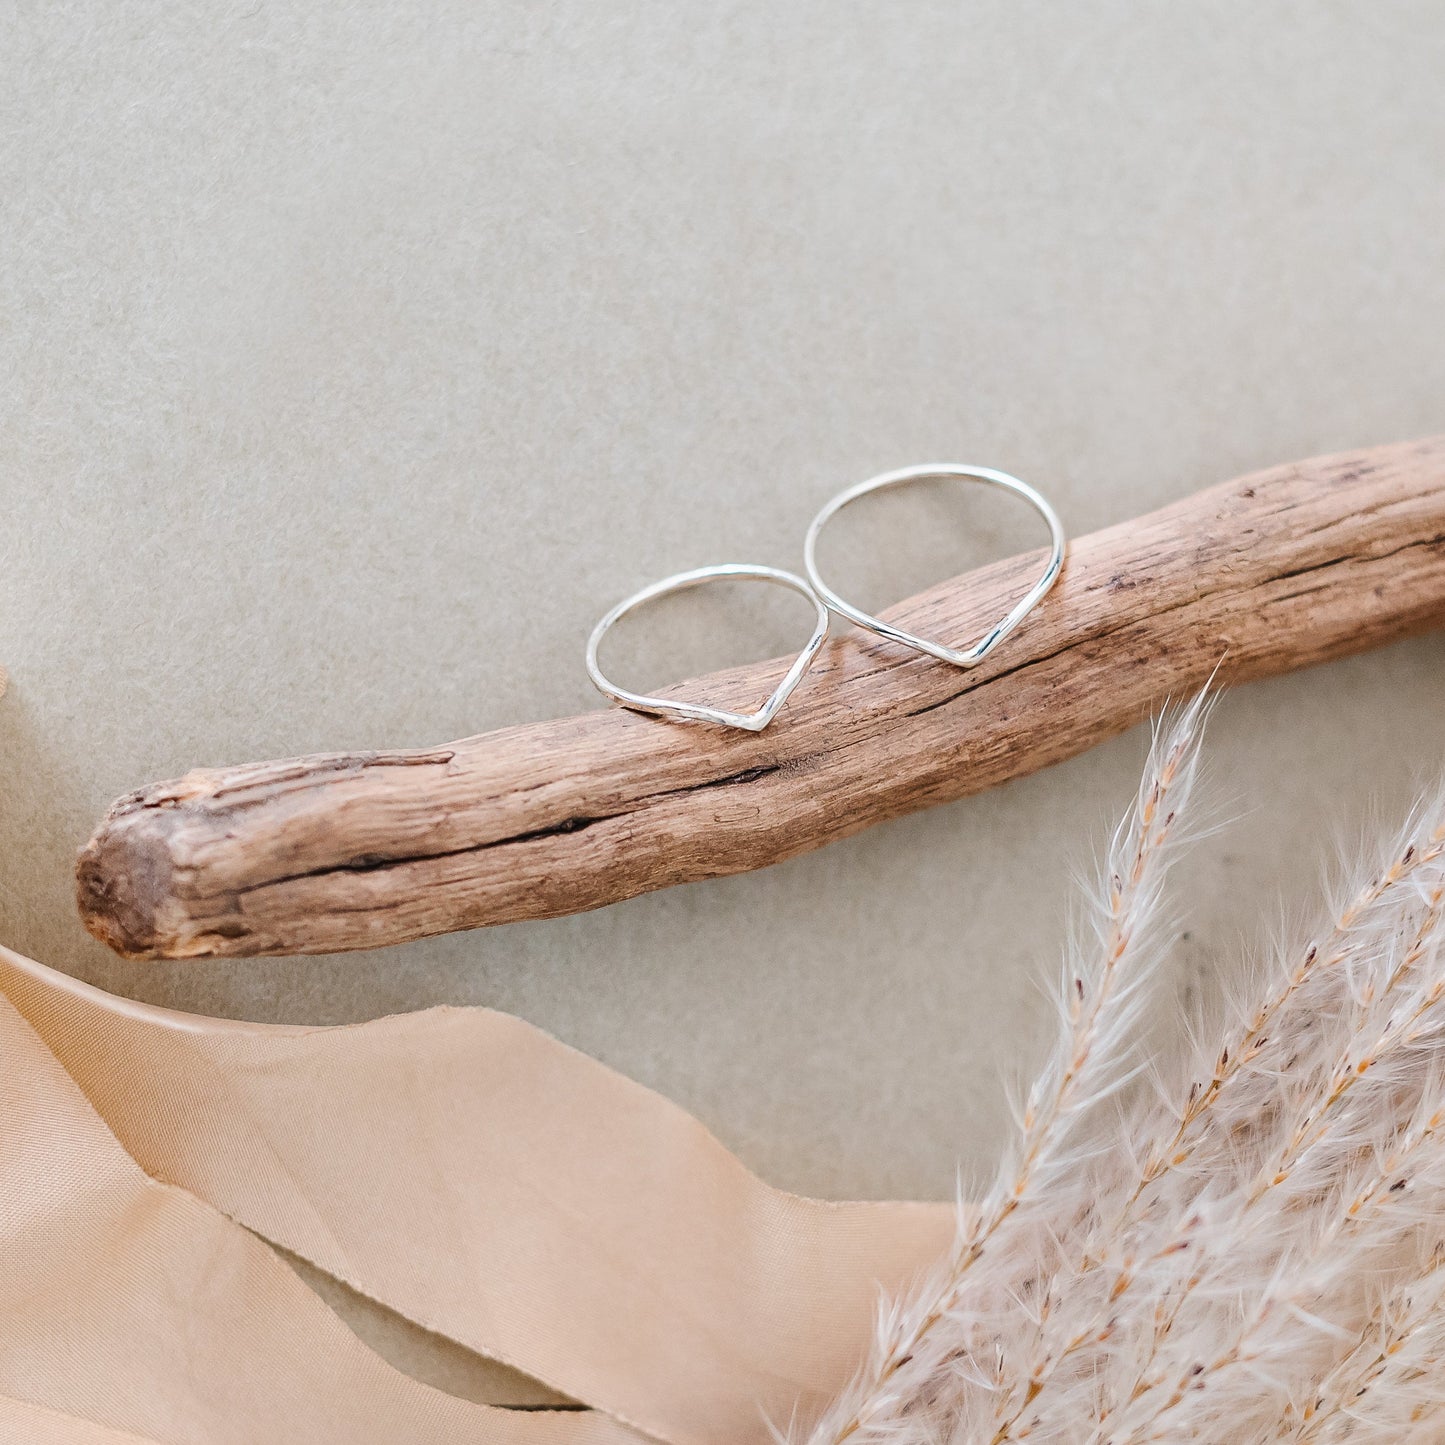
[4,0,1445,1236]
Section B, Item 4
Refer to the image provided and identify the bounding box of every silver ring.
[802,463,1065,668]
[586,564,830,731]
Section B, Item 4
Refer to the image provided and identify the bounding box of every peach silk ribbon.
[0,943,953,1444]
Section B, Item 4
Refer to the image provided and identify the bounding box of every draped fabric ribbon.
[0,944,952,1444]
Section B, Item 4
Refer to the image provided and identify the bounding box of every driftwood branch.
[79,439,1445,960]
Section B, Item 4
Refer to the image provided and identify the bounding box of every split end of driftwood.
[78,438,1445,961]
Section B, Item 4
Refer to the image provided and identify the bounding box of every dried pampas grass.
[803,694,1445,1444]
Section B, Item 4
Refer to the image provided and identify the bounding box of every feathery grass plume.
[802,694,1445,1444]
[985,796,1445,1443]
[1094,802,1445,1442]
[802,694,1212,1445]
[1302,1241,1445,1443]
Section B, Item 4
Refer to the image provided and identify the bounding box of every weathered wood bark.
[79,439,1445,961]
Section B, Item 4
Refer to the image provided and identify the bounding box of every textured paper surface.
[2,1,1445,1212]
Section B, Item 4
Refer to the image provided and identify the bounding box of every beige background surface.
[3,1,1443,1202]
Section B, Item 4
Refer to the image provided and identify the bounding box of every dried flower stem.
[807,699,1210,1444]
